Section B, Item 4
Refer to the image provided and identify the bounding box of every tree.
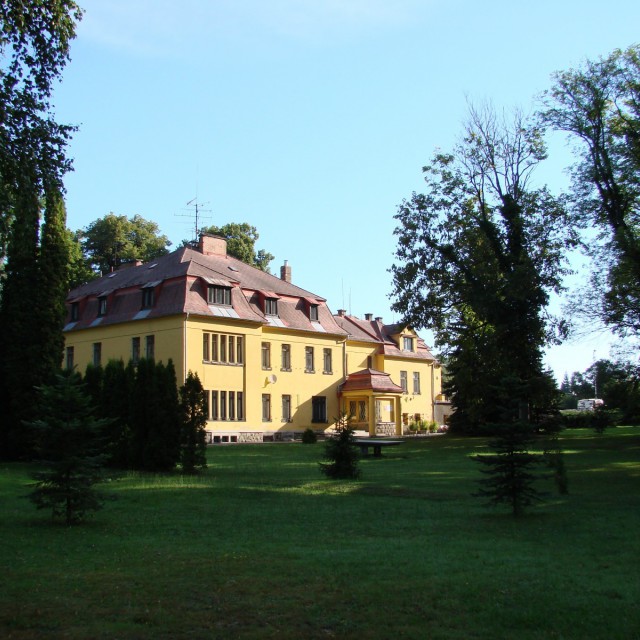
[0,1,82,460]
[179,372,208,473]
[474,423,545,516]
[79,213,171,276]
[542,44,640,338]
[320,413,361,479]
[27,373,110,525]
[391,105,575,432]
[197,222,274,272]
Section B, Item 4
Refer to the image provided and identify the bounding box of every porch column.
[368,395,376,436]
[395,396,402,436]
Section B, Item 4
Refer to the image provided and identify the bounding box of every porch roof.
[339,368,403,395]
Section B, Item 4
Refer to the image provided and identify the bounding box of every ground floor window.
[312,396,327,423]
[207,389,244,422]
[262,394,271,422]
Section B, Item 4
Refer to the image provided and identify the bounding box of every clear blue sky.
[54,0,640,382]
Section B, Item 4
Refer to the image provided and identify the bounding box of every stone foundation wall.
[375,422,396,436]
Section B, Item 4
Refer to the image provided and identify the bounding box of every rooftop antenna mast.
[176,197,212,242]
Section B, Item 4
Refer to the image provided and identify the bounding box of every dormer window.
[70,302,79,321]
[403,336,414,352]
[265,297,278,316]
[142,287,155,309]
[309,304,319,322]
[98,296,107,317]
[208,285,231,306]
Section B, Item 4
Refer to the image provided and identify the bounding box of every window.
[211,391,219,420]
[358,401,367,422]
[203,332,243,364]
[349,401,356,420]
[142,287,155,308]
[65,346,74,370]
[70,302,79,321]
[413,372,421,395]
[305,346,315,373]
[261,342,271,369]
[403,336,414,352]
[400,370,408,393]
[132,337,140,363]
[312,396,327,423]
[208,285,231,306]
[282,394,292,422]
[262,394,271,421]
[229,391,235,421]
[265,297,278,316]
[281,344,291,371]
[323,348,332,374]
[146,335,155,360]
[237,392,244,421]
[309,304,319,321]
[220,391,227,420]
[98,296,107,316]
[203,390,210,420]
[203,333,210,361]
[92,342,102,367]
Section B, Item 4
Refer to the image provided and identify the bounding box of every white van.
[577,398,604,411]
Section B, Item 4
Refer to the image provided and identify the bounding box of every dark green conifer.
[179,371,208,473]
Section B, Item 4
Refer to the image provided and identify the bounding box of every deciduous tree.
[391,105,575,432]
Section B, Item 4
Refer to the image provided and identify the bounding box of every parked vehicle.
[577,398,604,411]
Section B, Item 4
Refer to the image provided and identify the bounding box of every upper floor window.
[70,302,79,321]
[309,304,319,322]
[262,342,271,369]
[413,372,421,395]
[98,296,107,317]
[265,297,278,316]
[305,346,315,373]
[142,287,155,308]
[403,336,415,352]
[323,348,332,374]
[400,370,408,393]
[281,344,291,371]
[203,332,244,364]
[208,285,231,306]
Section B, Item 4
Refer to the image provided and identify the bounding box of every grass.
[1,427,639,639]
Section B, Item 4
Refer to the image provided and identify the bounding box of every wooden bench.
[353,439,404,457]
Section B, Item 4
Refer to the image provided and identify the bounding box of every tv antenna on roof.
[176,197,212,242]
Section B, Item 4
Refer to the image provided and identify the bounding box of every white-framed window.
[400,370,408,393]
[413,372,421,395]
[282,394,292,422]
[305,346,315,373]
[281,344,291,371]
[203,332,243,364]
[262,394,271,421]
[208,285,231,306]
[262,342,271,369]
[131,337,140,363]
[265,298,278,316]
[142,287,155,308]
[98,296,107,316]
[403,336,414,352]
[309,304,319,321]
[145,335,155,360]
[323,348,332,374]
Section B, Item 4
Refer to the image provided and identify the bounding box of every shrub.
[320,413,361,480]
[302,428,318,444]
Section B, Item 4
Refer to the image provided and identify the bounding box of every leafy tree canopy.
[78,213,171,276]
[197,222,274,272]
[391,105,576,431]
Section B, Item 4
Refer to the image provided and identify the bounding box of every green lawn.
[1,428,639,639]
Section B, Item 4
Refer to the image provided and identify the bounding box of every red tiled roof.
[65,246,348,336]
[339,368,404,394]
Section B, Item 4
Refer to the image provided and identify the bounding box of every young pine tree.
[27,373,111,525]
[179,372,208,474]
[320,413,361,480]
[474,423,545,516]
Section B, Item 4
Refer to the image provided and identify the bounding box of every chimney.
[337,309,346,317]
[199,234,228,257]
[280,260,291,283]
[375,317,383,323]
[364,313,373,321]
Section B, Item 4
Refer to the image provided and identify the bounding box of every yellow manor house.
[64,234,450,443]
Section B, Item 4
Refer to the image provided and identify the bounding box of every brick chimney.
[199,234,227,257]
[364,313,373,321]
[280,260,291,283]
[337,309,346,317]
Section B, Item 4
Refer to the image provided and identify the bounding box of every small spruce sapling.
[27,373,111,525]
[320,412,361,479]
[474,422,545,516]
